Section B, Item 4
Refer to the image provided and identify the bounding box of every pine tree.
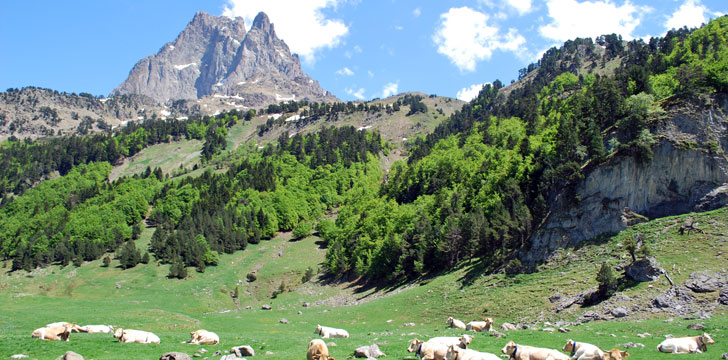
[596,263,617,298]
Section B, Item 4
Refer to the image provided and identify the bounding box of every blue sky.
[1,1,726,102]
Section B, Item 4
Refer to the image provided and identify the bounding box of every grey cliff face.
[111,11,334,105]
[521,96,728,267]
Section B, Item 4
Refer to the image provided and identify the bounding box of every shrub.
[302,266,316,283]
[596,262,617,298]
[292,221,313,239]
[246,272,257,282]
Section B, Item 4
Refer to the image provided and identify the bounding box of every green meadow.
[1,208,726,359]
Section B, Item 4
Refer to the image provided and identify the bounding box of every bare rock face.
[112,11,335,106]
[685,271,725,293]
[521,98,728,267]
[625,257,664,282]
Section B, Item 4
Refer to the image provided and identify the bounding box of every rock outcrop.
[522,96,728,267]
[112,11,336,106]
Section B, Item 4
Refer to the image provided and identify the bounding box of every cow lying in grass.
[446,345,500,360]
[307,339,334,360]
[501,340,570,360]
[657,333,714,353]
[408,335,473,360]
[601,348,629,360]
[466,318,494,332]
[113,327,160,344]
[183,329,219,345]
[45,322,85,333]
[32,325,73,341]
[562,339,604,360]
[447,317,466,330]
[315,324,349,338]
[81,325,114,333]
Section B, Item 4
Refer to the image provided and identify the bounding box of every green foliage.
[246,272,257,282]
[596,262,617,298]
[301,266,316,283]
[141,252,150,264]
[117,241,141,270]
[102,255,111,268]
[292,221,313,239]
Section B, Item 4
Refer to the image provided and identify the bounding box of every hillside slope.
[0,208,725,359]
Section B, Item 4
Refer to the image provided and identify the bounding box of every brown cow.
[601,348,629,360]
[32,325,72,341]
[307,339,334,360]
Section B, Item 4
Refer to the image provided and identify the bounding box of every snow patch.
[213,94,244,100]
[174,63,197,71]
[99,98,109,103]
[213,82,224,87]
[168,44,175,50]
[237,81,246,85]
[136,116,144,120]
[357,125,372,131]
[268,114,282,120]
[160,110,171,117]
[402,138,407,141]
[285,115,305,122]
[177,116,188,121]
[288,132,297,138]
[275,94,296,102]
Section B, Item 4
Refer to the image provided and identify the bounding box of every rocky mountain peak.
[111,11,335,106]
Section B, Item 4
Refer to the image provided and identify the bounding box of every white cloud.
[665,0,717,31]
[433,7,526,72]
[539,0,652,42]
[395,25,404,31]
[367,70,374,78]
[336,67,355,76]
[381,82,399,98]
[457,83,487,102]
[345,87,366,100]
[506,0,534,15]
[344,45,363,59]
[222,0,348,64]
[413,7,422,17]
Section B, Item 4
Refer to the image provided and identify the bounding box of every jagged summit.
[111,11,335,106]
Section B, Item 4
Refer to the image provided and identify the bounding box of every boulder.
[687,323,705,330]
[231,345,255,357]
[327,342,337,347]
[261,304,272,310]
[491,331,507,338]
[579,311,602,323]
[685,271,724,293]
[11,355,29,359]
[721,353,728,359]
[160,353,191,360]
[625,257,663,282]
[558,327,571,333]
[652,286,695,311]
[265,351,274,355]
[611,307,629,318]
[354,344,386,358]
[279,318,289,324]
[542,327,555,333]
[720,289,728,305]
[220,356,241,360]
[302,302,310,307]
[620,342,645,348]
[56,351,84,360]
[499,322,517,331]
[403,322,415,327]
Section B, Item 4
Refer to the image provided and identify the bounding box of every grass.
[0,208,726,359]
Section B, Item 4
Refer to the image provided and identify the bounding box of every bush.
[246,272,257,282]
[292,221,313,239]
[102,255,111,267]
[596,262,617,298]
[302,266,316,283]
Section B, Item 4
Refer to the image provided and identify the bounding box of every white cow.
[501,340,570,360]
[45,322,85,333]
[185,329,219,345]
[657,333,714,353]
[446,345,501,360]
[315,325,350,338]
[81,325,114,333]
[428,335,473,348]
[408,338,449,360]
[113,328,160,344]
[562,339,604,360]
[447,317,467,330]
[466,318,494,332]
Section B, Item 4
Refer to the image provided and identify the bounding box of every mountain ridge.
[111,11,336,106]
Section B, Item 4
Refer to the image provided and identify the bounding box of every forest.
[0,16,726,281]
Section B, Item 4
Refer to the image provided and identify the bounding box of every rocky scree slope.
[112,11,336,106]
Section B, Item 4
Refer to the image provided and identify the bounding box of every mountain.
[111,11,336,106]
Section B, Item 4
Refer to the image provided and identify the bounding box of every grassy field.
[0,206,726,359]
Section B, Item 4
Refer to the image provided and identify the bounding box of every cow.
[601,349,629,360]
[45,322,86,333]
[501,340,570,360]
[80,325,114,334]
[408,338,449,360]
[31,325,72,341]
[307,339,334,360]
[656,333,714,354]
[466,318,494,332]
[446,345,501,360]
[314,325,349,338]
[447,317,467,330]
[562,339,604,360]
[428,335,473,348]
[184,329,219,345]
[113,328,161,344]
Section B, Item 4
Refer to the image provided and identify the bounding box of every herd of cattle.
[31,318,716,360]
